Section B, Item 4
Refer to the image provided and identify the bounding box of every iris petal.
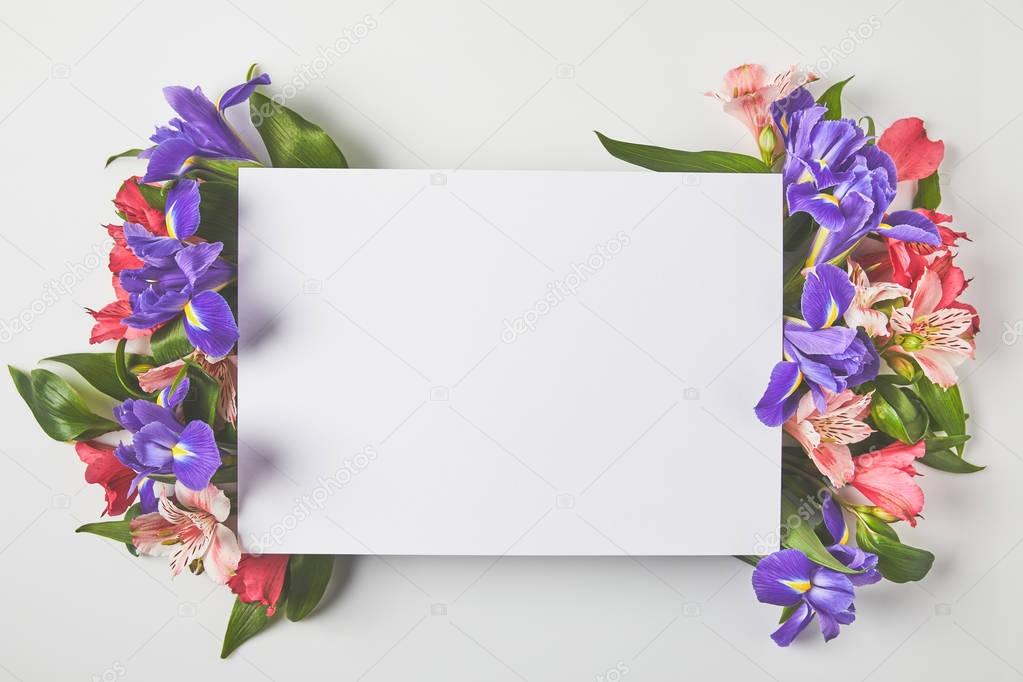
[752,549,816,606]
[182,290,239,358]
[165,180,201,240]
[171,420,221,491]
[771,602,815,647]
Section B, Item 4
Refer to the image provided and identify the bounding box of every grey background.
[0,0,1020,680]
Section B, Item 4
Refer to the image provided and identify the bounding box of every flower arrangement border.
[8,63,982,655]
[598,64,980,645]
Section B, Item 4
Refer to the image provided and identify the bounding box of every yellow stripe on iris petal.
[783,370,803,399]
[183,300,207,330]
[823,298,840,328]
[878,222,892,231]
[840,524,850,545]
[166,207,177,239]
[171,444,193,460]
[805,227,830,267]
[816,193,840,206]
[781,579,812,593]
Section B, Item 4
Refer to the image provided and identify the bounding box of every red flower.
[87,180,167,343]
[884,211,979,333]
[877,117,945,182]
[113,177,167,236]
[106,224,144,274]
[228,554,290,616]
[850,441,925,526]
[75,441,137,516]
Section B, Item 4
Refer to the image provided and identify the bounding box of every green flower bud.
[898,334,926,352]
[887,354,917,381]
[758,125,776,156]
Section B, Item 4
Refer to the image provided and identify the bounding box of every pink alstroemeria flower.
[784,389,873,487]
[850,441,926,526]
[844,259,910,338]
[194,352,238,425]
[889,267,975,387]
[137,352,236,424]
[131,481,240,584]
[136,359,186,393]
[706,63,816,163]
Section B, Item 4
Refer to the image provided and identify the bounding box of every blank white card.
[237,169,781,556]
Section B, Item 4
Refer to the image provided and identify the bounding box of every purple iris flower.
[755,264,878,426]
[753,495,880,646]
[772,88,940,266]
[820,495,882,582]
[113,379,221,511]
[119,179,239,358]
[139,73,271,183]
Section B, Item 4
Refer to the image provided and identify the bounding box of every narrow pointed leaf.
[76,520,133,543]
[221,598,271,658]
[595,132,771,173]
[817,76,854,120]
[919,448,984,473]
[105,148,143,167]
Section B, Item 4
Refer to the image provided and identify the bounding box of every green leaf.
[105,148,143,167]
[123,503,142,556]
[859,116,876,140]
[856,510,899,541]
[9,367,120,441]
[872,537,935,582]
[871,377,928,444]
[182,363,220,426]
[286,555,334,622]
[44,352,154,401]
[915,375,966,446]
[920,449,984,473]
[197,181,239,260]
[221,598,272,658]
[780,491,859,574]
[855,513,934,582]
[913,171,941,210]
[186,158,262,181]
[76,520,133,543]
[150,318,194,366]
[925,434,970,454]
[249,91,347,169]
[595,132,771,173]
[114,339,148,399]
[817,76,854,120]
[783,213,815,298]
[136,183,166,211]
